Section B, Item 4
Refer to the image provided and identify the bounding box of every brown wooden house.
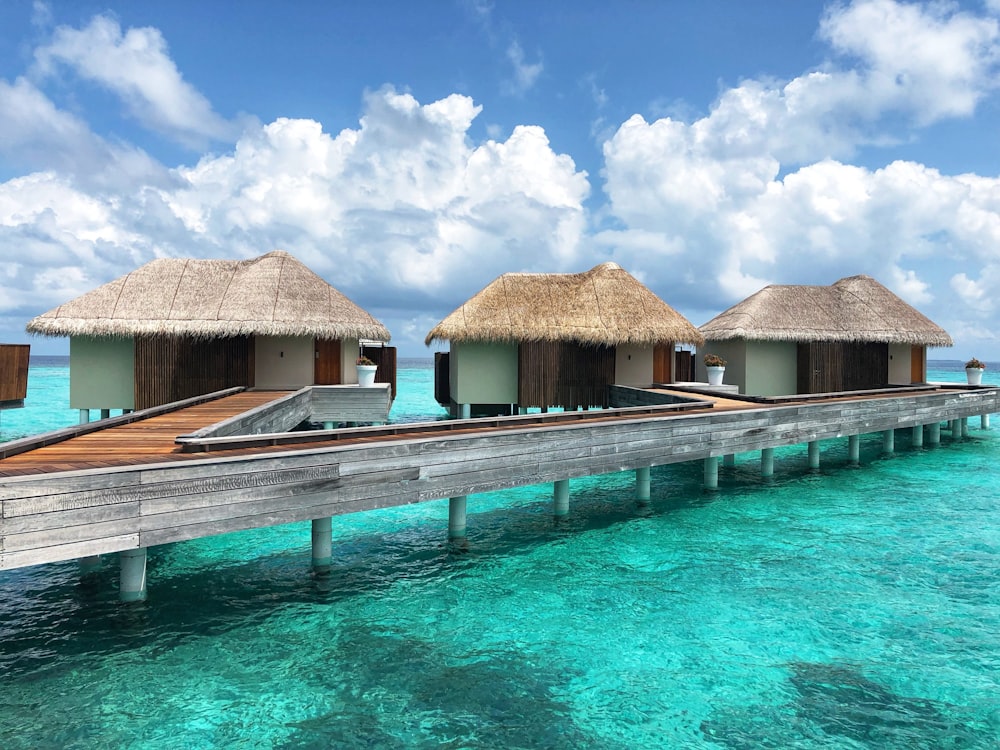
[425,262,704,416]
[26,251,392,412]
[698,275,953,396]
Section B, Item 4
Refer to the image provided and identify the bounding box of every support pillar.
[961,417,969,438]
[911,424,924,448]
[927,422,941,445]
[982,413,991,430]
[79,409,90,424]
[448,496,468,538]
[808,440,820,470]
[79,555,101,575]
[950,419,961,438]
[119,548,147,603]
[635,466,651,504]
[722,454,736,468]
[459,403,471,420]
[703,456,719,490]
[323,421,334,430]
[553,479,569,516]
[760,448,774,478]
[311,517,332,573]
[882,429,894,455]
[848,434,860,465]
[100,408,110,420]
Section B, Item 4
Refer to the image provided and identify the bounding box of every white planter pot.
[966,367,984,385]
[707,366,725,386]
[357,365,377,387]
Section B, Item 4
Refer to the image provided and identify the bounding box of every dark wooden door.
[653,343,673,384]
[314,339,341,385]
[910,345,925,383]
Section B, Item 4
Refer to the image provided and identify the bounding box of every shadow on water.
[699,661,990,749]
[278,624,612,750]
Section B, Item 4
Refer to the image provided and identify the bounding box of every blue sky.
[3,0,1000,359]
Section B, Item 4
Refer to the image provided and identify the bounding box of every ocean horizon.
[0,360,997,748]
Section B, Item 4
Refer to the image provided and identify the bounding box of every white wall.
[254,336,314,389]
[70,336,135,410]
[451,341,518,405]
[341,337,361,384]
[888,343,912,385]
[746,341,798,396]
[614,344,653,386]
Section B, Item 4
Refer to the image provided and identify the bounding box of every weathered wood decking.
[0,384,996,571]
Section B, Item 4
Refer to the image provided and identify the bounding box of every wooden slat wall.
[675,350,694,382]
[135,336,255,410]
[362,345,397,400]
[518,341,615,409]
[0,344,29,403]
[434,352,451,406]
[798,342,889,394]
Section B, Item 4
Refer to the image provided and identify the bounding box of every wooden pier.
[0,382,996,600]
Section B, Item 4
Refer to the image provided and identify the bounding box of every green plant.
[703,353,727,368]
[357,356,375,366]
[964,357,986,370]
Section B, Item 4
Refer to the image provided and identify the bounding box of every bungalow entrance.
[797,342,889,393]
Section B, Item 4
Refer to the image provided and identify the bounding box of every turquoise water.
[0,360,997,748]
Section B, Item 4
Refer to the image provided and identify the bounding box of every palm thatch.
[699,275,952,346]
[425,262,704,347]
[26,250,390,342]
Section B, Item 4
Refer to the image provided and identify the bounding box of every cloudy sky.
[3,0,1000,359]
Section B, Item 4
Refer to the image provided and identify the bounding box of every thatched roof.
[699,275,952,346]
[425,262,704,347]
[26,250,390,342]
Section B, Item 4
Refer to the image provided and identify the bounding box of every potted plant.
[704,353,727,386]
[964,357,986,386]
[356,355,377,387]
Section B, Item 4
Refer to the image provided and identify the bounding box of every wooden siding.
[653,344,673,384]
[362,345,397,400]
[797,342,889,394]
[314,339,341,385]
[434,352,450,406]
[518,341,615,409]
[0,344,29,404]
[675,350,694,382]
[1,385,996,571]
[135,335,254,410]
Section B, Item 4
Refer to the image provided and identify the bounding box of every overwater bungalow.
[698,275,953,396]
[26,250,392,417]
[425,262,704,416]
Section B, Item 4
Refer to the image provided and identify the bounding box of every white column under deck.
[448,496,468,538]
[635,466,651,504]
[311,517,332,573]
[912,425,924,448]
[760,448,775,477]
[703,457,719,490]
[882,429,895,455]
[848,434,860,464]
[808,441,820,470]
[119,548,148,603]
[553,479,569,516]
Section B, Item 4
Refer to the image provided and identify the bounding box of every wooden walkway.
[0,391,292,476]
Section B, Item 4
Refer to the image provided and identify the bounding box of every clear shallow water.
[0,360,997,748]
